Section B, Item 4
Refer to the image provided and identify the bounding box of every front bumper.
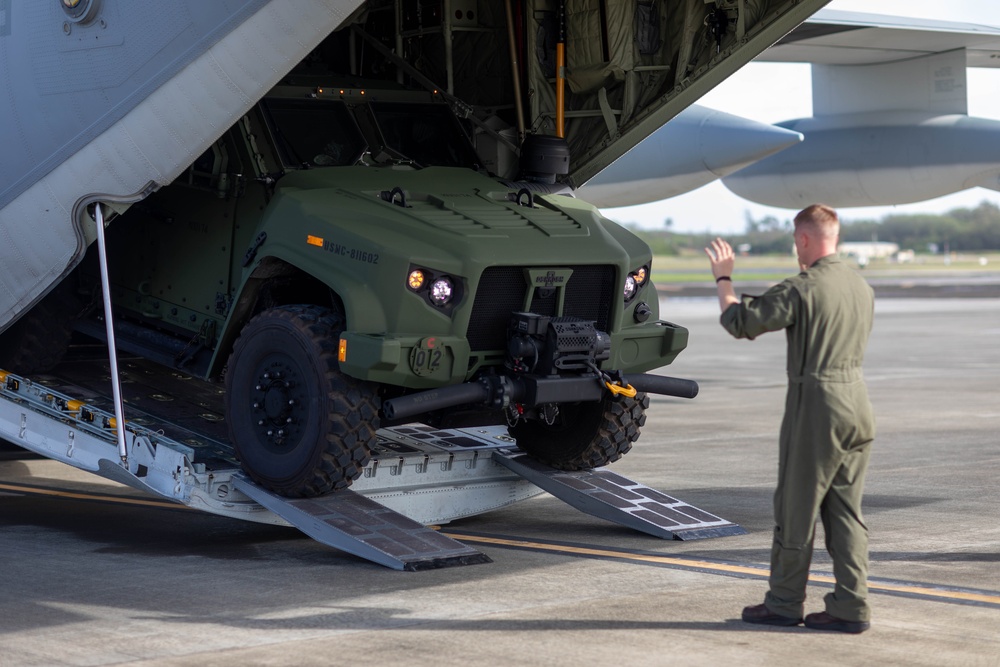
[338,319,689,388]
[609,320,689,373]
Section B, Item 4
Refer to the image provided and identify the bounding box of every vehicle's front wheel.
[225,305,380,497]
[509,392,649,470]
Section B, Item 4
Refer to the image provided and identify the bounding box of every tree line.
[628,201,1000,255]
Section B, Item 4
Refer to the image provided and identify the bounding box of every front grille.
[467,265,617,352]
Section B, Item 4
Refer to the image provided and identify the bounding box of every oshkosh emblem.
[525,267,574,289]
[536,271,565,287]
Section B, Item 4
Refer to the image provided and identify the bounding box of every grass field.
[650,251,1000,284]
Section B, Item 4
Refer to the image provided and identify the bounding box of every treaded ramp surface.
[232,474,492,570]
[493,450,746,540]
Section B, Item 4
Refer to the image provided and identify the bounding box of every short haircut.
[794,203,839,238]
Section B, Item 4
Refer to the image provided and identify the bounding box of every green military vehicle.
[66,74,692,498]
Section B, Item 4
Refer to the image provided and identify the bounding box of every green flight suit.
[721,254,876,622]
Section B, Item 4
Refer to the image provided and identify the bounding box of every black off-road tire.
[0,281,81,375]
[225,305,380,497]
[510,392,649,470]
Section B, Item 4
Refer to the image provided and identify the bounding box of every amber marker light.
[0,370,16,390]
[338,338,348,363]
[307,235,324,247]
[635,266,648,285]
[407,269,426,291]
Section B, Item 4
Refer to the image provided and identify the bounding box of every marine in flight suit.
[705,204,875,634]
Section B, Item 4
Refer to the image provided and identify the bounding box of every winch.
[506,312,610,376]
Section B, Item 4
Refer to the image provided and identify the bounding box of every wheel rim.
[246,354,311,455]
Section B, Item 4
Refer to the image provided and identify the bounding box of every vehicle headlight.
[405,264,463,313]
[623,274,637,301]
[429,278,453,305]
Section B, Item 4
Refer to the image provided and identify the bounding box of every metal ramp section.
[0,372,526,569]
[1,367,744,571]
[354,425,544,525]
[493,449,747,540]
[232,475,492,571]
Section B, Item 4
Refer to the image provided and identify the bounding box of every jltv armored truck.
[16,64,693,499]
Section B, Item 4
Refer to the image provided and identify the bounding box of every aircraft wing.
[591,10,1000,210]
[721,10,1000,208]
[762,10,1000,116]
[762,9,1000,68]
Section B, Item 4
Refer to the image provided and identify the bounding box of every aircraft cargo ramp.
[0,0,364,330]
[0,353,744,570]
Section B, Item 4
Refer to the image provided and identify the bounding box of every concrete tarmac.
[1,296,998,667]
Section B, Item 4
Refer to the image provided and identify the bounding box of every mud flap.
[492,449,746,540]
[232,474,492,570]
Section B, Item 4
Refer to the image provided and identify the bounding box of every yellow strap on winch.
[605,381,637,398]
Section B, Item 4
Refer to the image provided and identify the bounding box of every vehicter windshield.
[262,99,366,168]
[370,102,480,169]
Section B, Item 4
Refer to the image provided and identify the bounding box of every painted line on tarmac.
[4,480,998,609]
[0,481,189,510]
[443,531,1000,610]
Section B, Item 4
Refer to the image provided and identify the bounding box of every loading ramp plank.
[232,474,492,571]
[493,450,746,540]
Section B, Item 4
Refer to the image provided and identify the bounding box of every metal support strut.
[93,202,128,466]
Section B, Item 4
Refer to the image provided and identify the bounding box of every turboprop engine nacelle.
[577,105,803,209]
[722,111,1000,208]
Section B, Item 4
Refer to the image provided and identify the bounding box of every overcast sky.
[602,0,1000,234]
